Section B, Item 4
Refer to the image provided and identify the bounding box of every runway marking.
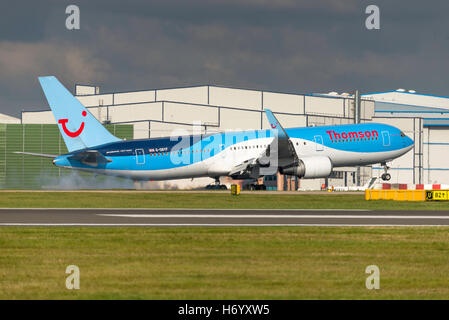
[0,208,369,211]
[0,223,447,227]
[97,214,449,219]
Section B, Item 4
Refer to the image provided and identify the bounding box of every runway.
[1,208,449,226]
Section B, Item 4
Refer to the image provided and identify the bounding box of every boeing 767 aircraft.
[19,76,414,189]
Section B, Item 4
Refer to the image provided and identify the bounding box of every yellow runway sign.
[425,190,448,201]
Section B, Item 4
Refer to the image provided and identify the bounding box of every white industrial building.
[0,113,20,124]
[16,83,449,190]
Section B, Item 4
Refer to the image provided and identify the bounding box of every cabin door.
[381,131,390,147]
[135,149,145,165]
[314,135,324,151]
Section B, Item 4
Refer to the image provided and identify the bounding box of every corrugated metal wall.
[0,124,133,189]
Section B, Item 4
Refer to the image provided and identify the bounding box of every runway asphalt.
[1,208,449,226]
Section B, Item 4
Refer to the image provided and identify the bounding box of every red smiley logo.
[271,123,277,129]
[58,111,87,138]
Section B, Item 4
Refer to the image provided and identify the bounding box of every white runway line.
[0,223,447,227]
[0,208,370,211]
[97,214,449,219]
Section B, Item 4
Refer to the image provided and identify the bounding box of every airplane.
[19,76,414,189]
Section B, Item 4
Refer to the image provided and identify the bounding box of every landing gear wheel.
[380,162,391,181]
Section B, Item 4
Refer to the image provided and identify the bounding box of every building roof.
[367,92,449,127]
[363,90,449,110]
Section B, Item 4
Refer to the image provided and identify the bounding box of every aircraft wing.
[228,158,257,177]
[228,110,300,179]
[264,109,299,168]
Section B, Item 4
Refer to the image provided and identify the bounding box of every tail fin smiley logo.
[271,123,277,129]
[58,111,87,138]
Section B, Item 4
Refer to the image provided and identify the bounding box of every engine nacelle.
[281,156,333,178]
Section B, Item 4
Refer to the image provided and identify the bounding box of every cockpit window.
[400,131,405,137]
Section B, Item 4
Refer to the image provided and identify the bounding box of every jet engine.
[281,156,333,178]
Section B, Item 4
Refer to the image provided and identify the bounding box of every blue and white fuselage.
[33,76,414,182]
[53,123,413,181]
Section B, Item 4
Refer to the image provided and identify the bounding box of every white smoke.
[38,169,135,190]
[37,169,217,190]
[135,177,216,190]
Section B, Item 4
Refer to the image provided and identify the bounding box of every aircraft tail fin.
[38,76,121,152]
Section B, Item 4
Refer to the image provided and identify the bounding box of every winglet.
[264,108,299,164]
[264,108,289,139]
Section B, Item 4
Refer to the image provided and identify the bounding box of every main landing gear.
[205,177,228,190]
[380,162,391,181]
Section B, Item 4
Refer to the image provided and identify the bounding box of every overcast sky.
[1,0,449,117]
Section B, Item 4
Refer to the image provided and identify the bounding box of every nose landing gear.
[380,162,391,181]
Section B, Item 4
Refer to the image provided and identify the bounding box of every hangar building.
[1,82,449,190]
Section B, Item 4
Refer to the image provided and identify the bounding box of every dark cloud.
[1,0,449,117]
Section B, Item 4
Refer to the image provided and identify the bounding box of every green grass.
[1,227,449,299]
[1,192,448,299]
[0,191,449,210]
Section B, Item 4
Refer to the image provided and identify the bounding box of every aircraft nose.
[406,136,414,149]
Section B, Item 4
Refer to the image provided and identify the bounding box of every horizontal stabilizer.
[14,152,57,158]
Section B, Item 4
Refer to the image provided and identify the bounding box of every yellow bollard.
[231,184,241,196]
